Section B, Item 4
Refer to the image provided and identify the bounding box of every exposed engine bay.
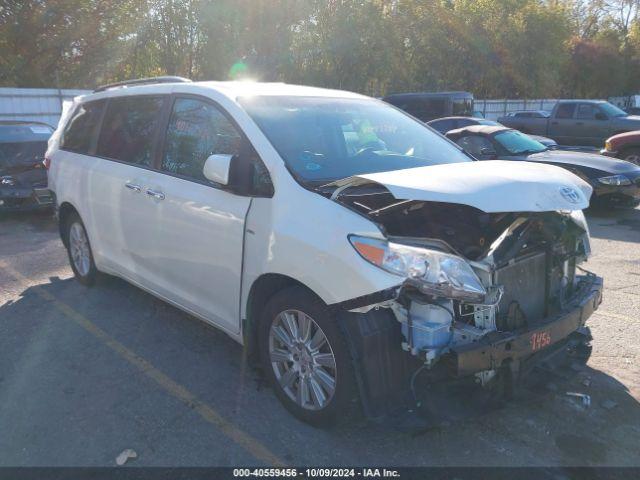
[324,182,599,406]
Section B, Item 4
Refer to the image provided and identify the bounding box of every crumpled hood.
[332,160,592,213]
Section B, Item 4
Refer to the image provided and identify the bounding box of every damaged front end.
[325,163,603,420]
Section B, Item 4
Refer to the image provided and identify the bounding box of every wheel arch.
[243,273,322,363]
[617,144,640,158]
[58,201,80,248]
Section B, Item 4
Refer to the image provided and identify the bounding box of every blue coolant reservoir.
[402,299,453,350]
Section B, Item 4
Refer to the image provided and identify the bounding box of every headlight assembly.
[597,174,631,186]
[349,235,486,303]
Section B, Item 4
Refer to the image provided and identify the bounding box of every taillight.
[43,156,51,170]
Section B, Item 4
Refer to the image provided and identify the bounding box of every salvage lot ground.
[0,208,639,467]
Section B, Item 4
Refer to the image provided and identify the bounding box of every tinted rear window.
[61,100,105,154]
[96,96,165,166]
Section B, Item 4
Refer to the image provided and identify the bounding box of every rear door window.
[576,104,598,120]
[96,96,165,166]
[555,103,577,119]
[61,100,105,154]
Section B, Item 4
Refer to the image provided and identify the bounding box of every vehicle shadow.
[1,274,640,466]
[586,205,640,243]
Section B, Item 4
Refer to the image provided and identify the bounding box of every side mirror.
[203,154,234,185]
[595,112,608,121]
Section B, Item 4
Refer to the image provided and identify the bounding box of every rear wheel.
[258,286,357,426]
[65,213,98,286]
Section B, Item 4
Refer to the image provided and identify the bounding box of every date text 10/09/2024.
[232,469,401,478]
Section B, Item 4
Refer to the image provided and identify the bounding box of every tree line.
[1,0,640,99]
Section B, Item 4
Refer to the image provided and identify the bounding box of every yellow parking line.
[1,262,286,467]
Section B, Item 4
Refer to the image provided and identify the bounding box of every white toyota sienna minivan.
[47,77,603,425]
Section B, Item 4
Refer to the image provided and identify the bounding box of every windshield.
[238,96,471,183]
[0,125,52,168]
[494,130,547,155]
[599,102,628,118]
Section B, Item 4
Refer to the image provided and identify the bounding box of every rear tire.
[258,286,358,426]
[64,213,98,286]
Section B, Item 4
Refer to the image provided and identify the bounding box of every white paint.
[344,160,593,212]
[47,80,593,349]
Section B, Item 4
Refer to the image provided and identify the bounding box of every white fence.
[0,88,632,126]
[476,99,563,120]
[0,87,91,128]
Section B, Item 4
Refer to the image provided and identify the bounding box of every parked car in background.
[499,100,640,147]
[502,110,550,119]
[446,125,640,208]
[383,91,473,122]
[601,130,640,165]
[427,116,557,148]
[47,77,601,425]
[0,121,54,212]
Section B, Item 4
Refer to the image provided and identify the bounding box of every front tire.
[65,213,98,286]
[258,286,357,426]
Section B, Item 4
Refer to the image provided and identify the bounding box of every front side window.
[494,130,546,155]
[96,96,165,166]
[161,98,272,194]
[61,100,105,154]
[456,135,494,157]
[161,98,243,182]
[239,96,471,184]
[556,103,577,119]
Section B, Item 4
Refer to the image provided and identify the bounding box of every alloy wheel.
[69,222,91,277]
[268,309,337,411]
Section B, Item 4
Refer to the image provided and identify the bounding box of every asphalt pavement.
[0,208,638,467]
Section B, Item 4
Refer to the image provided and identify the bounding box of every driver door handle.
[146,189,165,200]
[125,183,141,193]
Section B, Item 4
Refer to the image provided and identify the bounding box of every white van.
[47,77,603,425]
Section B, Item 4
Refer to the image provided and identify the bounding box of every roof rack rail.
[94,76,192,93]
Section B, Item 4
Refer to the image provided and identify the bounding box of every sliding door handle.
[146,189,165,200]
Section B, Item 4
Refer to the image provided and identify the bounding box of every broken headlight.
[349,235,486,302]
